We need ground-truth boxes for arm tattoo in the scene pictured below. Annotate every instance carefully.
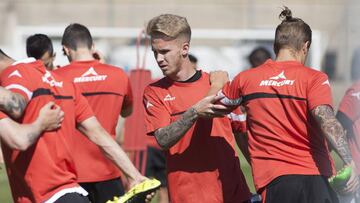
[154,108,198,150]
[0,93,27,119]
[312,105,352,164]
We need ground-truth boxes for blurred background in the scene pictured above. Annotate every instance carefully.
[0,0,359,202]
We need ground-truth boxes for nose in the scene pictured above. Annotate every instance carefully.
[156,54,164,63]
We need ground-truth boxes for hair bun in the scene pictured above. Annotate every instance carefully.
[279,6,292,21]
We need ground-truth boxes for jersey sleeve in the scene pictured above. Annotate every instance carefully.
[73,84,94,123]
[0,111,8,120]
[0,66,33,102]
[307,72,333,110]
[338,86,360,122]
[143,86,171,135]
[219,74,243,106]
[227,107,247,133]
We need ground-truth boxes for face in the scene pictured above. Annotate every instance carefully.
[151,34,189,78]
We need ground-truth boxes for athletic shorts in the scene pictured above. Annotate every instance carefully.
[80,177,125,203]
[145,146,167,187]
[262,175,339,203]
[54,193,90,203]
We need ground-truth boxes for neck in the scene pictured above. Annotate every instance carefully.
[275,49,305,64]
[169,59,196,81]
[69,48,94,62]
[0,57,15,73]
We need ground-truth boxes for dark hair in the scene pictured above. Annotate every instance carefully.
[188,54,198,64]
[274,7,312,55]
[26,34,54,59]
[62,23,93,50]
[248,47,271,67]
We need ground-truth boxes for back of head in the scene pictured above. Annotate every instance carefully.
[146,14,191,42]
[248,47,272,67]
[62,23,93,50]
[274,7,312,55]
[26,34,54,59]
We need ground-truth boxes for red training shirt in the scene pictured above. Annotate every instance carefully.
[54,60,132,182]
[220,59,335,192]
[143,71,250,203]
[0,59,94,203]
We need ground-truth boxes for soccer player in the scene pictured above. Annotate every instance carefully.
[248,47,272,68]
[54,23,132,203]
[26,34,57,70]
[337,80,360,202]
[0,50,151,203]
[218,7,359,203]
[143,14,251,203]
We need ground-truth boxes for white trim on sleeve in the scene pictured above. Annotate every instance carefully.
[5,84,33,100]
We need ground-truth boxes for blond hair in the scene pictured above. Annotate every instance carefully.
[146,14,191,42]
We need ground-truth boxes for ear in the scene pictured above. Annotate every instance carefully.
[91,44,95,52]
[302,41,310,54]
[181,42,190,57]
[62,46,71,56]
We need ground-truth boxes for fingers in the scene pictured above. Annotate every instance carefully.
[44,101,55,109]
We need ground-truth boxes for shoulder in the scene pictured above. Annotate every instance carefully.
[144,78,169,95]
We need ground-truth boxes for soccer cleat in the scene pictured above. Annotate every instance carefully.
[328,166,352,190]
[106,178,161,203]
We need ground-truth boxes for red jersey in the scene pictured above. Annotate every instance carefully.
[221,59,335,191]
[0,59,94,203]
[143,71,250,203]
[54,60,132,182]
[0,111,7,119]
[338,80,360,173]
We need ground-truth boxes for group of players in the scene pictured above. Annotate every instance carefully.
[0,5,359,203]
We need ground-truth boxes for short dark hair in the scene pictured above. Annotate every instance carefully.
[274,7,312,55]
[188,54,198,64]
[248,47,271,67]
[26,34,54,59]
[62,23,93,50]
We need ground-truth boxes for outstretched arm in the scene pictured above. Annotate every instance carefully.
[0,102,64,151]
[0,87,27,119]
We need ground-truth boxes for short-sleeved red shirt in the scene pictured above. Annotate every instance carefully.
[0,111,8,119]
[221,59,335,191]
[0,59,94,203]
[338,80,360,173]
[55,60,132,182]
[143,71,250,203]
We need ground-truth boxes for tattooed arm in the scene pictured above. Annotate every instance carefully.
[0,102,63,151]
[0,87,27,119]
[154,94,228,150]
[312,105,352,164]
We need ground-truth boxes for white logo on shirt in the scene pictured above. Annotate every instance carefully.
[74,67,108,83]
[259,70,295,87]
[42,71,63,87]
[8,70,22,78]
[163,94,176,101]
[351,92,360,100]
[146,100,153,108]
[322,79,330,86]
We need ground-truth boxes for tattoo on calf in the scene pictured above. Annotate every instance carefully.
[312,105,352,164]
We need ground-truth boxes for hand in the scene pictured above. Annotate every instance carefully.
[338,161,360,195]
[92,50,106,63]
[192,95,232,118]
[37,102,64,131]
[129,175,156,202]
[209,70,229,88]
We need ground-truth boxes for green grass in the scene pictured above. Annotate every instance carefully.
[0,164,11,203]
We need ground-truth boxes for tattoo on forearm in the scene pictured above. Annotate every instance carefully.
[312,105,352,164]
[0,93,26,119]
[154,108,198,149]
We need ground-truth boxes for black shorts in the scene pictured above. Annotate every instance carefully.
[263,175,339,203]
[80,178,125,203]
[54,193,90,203]
[145,146,167,187]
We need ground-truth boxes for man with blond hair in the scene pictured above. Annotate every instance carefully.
[143,14,251,203]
